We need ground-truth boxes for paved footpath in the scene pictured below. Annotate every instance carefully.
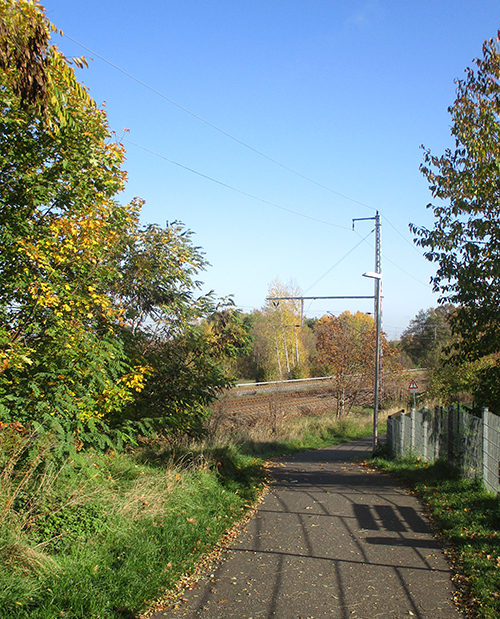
[151,437,462,619]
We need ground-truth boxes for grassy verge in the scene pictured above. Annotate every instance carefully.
[0,408,387,619]
[372,454,500,619]
[237,404,386,459]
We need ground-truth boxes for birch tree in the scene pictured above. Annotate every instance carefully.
[260,279,308,380]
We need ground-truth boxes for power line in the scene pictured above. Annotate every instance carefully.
[382,254,432,288]
[128,133,431,289]
[382,214,424,256]
[63,33,427,263]
[353,229,432,288]
[303,229,374,294]
[125,139,352,231]
[128,136,431,287]
[63,33,377,213]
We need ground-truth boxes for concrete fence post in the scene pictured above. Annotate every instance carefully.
[422,408,429,461]
[482,407,489,490]
[447,406,454,466]
[434,406,441,461]
[400,413,405,457]
[410,408,416,452]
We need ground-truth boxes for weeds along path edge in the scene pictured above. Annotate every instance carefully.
[140,478,272,618]
[139,410,388,617]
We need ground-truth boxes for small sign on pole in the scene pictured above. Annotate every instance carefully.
[409,380,418,408]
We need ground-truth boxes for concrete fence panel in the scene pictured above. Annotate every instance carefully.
[387,406,500,495]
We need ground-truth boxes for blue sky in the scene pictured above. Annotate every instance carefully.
[43,1,500,338]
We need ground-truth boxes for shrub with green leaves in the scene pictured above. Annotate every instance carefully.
[0,2,251,445]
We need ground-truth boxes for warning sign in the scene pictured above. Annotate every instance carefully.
[408,380,419,392]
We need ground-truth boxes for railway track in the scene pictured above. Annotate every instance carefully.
[218,391,333,417]
[208,370,426,432]
[210,383,362,431]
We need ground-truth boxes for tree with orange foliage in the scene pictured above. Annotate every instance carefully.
[315,311,393,416]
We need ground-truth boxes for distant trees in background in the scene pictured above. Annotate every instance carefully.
[314,311,395,416]
[260,279,310,380]
[235,290,400,415]
[234,279,313,382]
[399,306,454,369]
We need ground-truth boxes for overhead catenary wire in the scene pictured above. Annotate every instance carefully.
[63,33,377,213]
[125,136,433,292]
[128,134,432,292]
[382,214,424,256]
[303,229,374,294]
[127,135,434,290]
[124,139,352,231]
[383,253,432,288]
[353,229,432,288]
[62,31,434,284]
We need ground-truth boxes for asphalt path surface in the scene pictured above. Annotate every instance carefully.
[151,437,461,619]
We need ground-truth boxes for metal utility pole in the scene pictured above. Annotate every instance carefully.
[355,211,382,455]
[373,212,382,453]
[268,213,383,455]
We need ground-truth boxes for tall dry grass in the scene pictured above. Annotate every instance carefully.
[0,424,60,576]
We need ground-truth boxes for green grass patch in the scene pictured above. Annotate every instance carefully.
[0,408,386,618]
[0,433,266,619]
[234,406,385,460]
[372,455,500,618]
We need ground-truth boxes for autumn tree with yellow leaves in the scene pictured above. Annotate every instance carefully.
[252,279,310,381]
[0,1,250,447]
